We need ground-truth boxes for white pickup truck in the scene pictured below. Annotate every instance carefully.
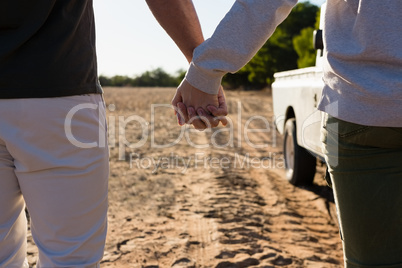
[272,4,326,186]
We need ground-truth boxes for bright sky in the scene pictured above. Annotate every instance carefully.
[93,0,325,77]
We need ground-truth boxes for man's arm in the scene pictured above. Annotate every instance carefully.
[146,0,227,129]
[145,0,203,63]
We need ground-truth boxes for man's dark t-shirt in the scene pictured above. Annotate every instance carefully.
[0,0,102,98]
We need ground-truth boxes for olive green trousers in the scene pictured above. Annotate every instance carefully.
[321,114,402,268]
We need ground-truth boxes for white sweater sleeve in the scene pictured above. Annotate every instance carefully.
[185,0,298,94]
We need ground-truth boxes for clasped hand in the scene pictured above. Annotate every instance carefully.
[171,79,228,130]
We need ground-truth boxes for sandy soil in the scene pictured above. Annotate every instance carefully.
[27,87,343,267]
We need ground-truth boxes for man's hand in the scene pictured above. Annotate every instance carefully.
[171,79,228,130]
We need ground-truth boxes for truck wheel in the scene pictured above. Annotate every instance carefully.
[283,118,316,186]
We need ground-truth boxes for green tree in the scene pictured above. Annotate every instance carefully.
[135,68,178,87]
[292,6,322,68]
[293,27,316,68]
[110,75,135,87]
[99,68,183,87]
[315,9,321,29]
[223,2,319,88]
[99,75,112,86]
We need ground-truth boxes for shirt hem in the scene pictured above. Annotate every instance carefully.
[0,84,103,99]
[317,86,402,127]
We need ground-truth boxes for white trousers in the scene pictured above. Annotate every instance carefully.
[0,94,109,268]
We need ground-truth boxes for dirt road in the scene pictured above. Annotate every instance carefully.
[27,87,343,267]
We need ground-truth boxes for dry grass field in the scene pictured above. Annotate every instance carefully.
[27,87,343,267]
